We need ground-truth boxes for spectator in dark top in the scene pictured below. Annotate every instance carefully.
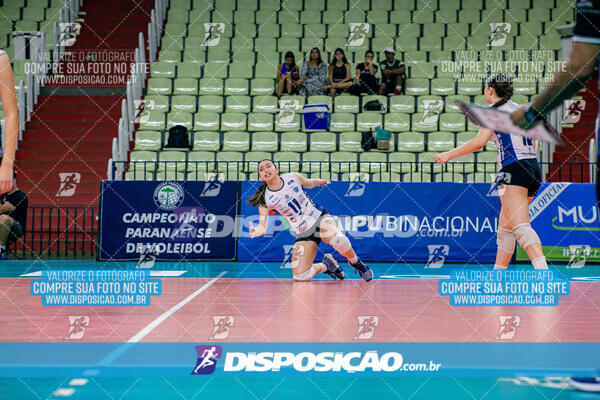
[297,47,328,98]
[378,47,406,95]
[322,48,353,104]
[276,51,300,99]
[351,49,379,95]
[0,171,27,258]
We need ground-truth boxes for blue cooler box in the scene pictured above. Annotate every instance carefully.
[303,104,330,131]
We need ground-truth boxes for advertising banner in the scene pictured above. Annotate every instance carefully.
[98,180,238,261]
[517,183,600,263]
[238,181,502,263]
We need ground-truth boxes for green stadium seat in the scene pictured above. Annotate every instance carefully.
[134,131,162,151]
[130,151,158,171]
[410,63,435,79]
[446,23,469,37]
[445,95,469,112]
[193,131,220,151]
[251,78,275,96]
[428,131,454,151]
[151,61,176,78]
[221,113,247,131]
[282,23,302,38]
[281,132,307,152]
[405,78,430,95]
[143,95,170,113]
[458,9,480,23]
[138,111,165,131]
[515,35,539,50]
[448,153,475,173]
[244,151,272,172]
[309,132,336,152]
[388,151,417,173]
[331,152,358,173]
[375,24,398,38]
[465,172,489,183]
[234,9,256,23]
[330,113,356,132]
[193,112,220,131]
[251,131,278,151]
[439,113,466,132]
[308,95,332,109]
[476,151,498,173]
[125,170,155,180]
[199,78,224,94]
[173,78,198,95]
[372,0,393,10]
[431,78,456,95]
[181,50,203,65]
[248,113,274,131]
[166,111,193,130]
[147,78,172,95]
[435,9,457,23]
[203,62,228,79]
[305,0,325,10]
[366,10,389,24]
[371,172,403,182]
[302,152,330,173]
[361,95,387,113]
[225,95,251,113]
[253,95,279,113]
[420,36,442,52]
[360,152,387,173]
[278,9,300,24]
[389,10,411,23]
[457,80,483,95]
[278,37,301,52]
[339,132,362,152]
[384,113,411,132]
[233,50,256,65]
[224,78,249,95]
[404,172,432,182]
[198,95,223,113]
[443,36,466,51]
[390,96,415,113]
[540,34,561,50]
[228,63,253,79]
[397,132,425,152]
[304,24,326,38]
[253,62,274,79]
[528,8,550,22]
[418,152,444,173]
[171,95,196,113]
[222,131,250,151]
[514,79,537,95]
[344,9,365,23]
[323,10,344,25]
[177,63,201,79]
[157,151,187,173]
[216,151,244,173]
[274,152,301,172]
[334,95,359,113]
[275,114,301,131]
[357,113,382,131]
[235,23,258,38]
[187,151,215,172]
[412,113,439,132]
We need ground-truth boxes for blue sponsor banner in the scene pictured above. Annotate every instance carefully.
[99,181,238,261]
[517,183,600,262]
[0,343,598,377]
[238,182,501,263]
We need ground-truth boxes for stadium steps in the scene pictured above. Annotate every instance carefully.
[17,96,122,207]
[547,77,598,183]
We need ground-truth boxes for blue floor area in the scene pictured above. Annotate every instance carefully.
[0,259,598,281]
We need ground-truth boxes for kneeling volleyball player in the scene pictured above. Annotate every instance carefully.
[247,159,373,281]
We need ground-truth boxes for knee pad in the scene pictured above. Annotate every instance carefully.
[293,264,321,281]
[330,231,352,254]
[512,223,541,249]
[497,227,515,254]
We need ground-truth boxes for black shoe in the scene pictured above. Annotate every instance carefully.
[322,253,345,280]
[349,258,373,281]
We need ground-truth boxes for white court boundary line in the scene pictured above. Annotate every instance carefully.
[97,271,226,366]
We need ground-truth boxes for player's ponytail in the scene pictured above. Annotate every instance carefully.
[248,182,267,207]
[486,73,513,108]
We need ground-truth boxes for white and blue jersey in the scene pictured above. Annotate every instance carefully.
[265,173,323,235]
[490,100,537,169]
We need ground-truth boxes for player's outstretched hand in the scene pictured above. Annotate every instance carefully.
[510,106,531,129]
[434,152,451,165]
[316,179,330,187]
[249,222,266,238]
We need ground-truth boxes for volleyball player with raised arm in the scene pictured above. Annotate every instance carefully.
[247,159,373,282]
[435,74,548,271]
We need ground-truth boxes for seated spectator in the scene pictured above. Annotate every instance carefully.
[378,47,406,95]
[297,47,328,98]
[276,51,300,99]
[351,50,379,96]
[0,171,27,258]
[322,48,353,104]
